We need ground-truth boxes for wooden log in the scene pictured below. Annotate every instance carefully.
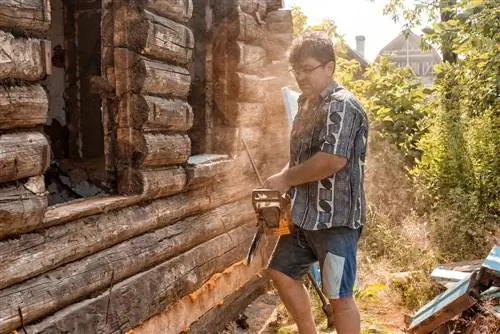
[266,10,293,34]
[0,132,50,183]
[0,0,51,33]
[118,166,186,199]
[266,0,284,11]
[24,222,255,334]
[185,154,232,190]
[0,31,50,81]
[0,176,46,240]
[189,275,269,333]
[117,129,191,168]
[235,10,264,44]
[114,48,191,98]
[264,32,292,61]
[117,95,193,132]
[0,173,258,290]
[238,0,267,19]
[0,85,48,129]
[0,200,254,333]
[134,0,193,23]
[236,42,267,73]
[235,72,270,102]
[132,241,276,334]
[214,41,266,75]
[228,101,267,127]
[114,7,193,64]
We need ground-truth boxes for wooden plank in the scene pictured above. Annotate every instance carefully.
[24,223,255,334]
[227,101,267,127]
[118,166,187,199]
[0,85,48,129]
[117,95,193,132]
[117,129,191,168]
[135,0,193,23]
[132,240,276,334]
[114,7,193,64]
[0,173,258,290]
[0,176,46,240]
[409,276,478,333]
[266,10,293,34]
[189,275,269,333]
[0,0,51,33]
[0,31,50,81]
[114,48,191,98]
[0,201,254,333]
[0,132,50,183]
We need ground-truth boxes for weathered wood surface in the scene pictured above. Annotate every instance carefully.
[0,173,258,290]
[117,129,191,168]
[266,0,284,11]
[0,176,46,240]
[185,154,232,190]
[189,275,269,333]
[235,72,270,102]
[264,32,292,61]
[266,10,293,34]
[239,0,267,18]
[0,0,51,32]
[227,101,267,127]
[114,7,193,64]
[118,167,186,199]
[0,132,50,183]
[214,73,269,108]
[214,41,266,75]
[235,10,264,44]
[236,42,267,73]
[114,48,191,98]
[132,240,276,334]
[0,85,48,129]
[0,31,50,81]
[0,200,254,333]
[118,95,193,132]
[134,0,193,23]
[24,222,255,334]
[43,196,142,229]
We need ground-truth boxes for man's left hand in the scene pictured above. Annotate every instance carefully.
[263,172,290,194]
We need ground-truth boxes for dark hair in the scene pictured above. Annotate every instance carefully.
[288,30,336,68]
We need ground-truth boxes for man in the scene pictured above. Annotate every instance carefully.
[264,31,368,334]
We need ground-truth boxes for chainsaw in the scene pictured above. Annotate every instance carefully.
[246,189,293,264]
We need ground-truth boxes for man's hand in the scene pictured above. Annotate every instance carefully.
[263,171,290,194]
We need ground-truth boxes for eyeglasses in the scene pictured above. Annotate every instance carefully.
[289,63,327,76]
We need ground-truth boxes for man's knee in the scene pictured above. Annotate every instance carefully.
[329,297,358,313]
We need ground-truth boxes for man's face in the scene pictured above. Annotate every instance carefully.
[291,57,335,99]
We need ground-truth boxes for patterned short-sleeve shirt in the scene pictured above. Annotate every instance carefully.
[289,81,368,230]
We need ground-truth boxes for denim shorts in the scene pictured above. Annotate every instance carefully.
[268,225,362,299]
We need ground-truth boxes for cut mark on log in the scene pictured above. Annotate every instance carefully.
[18,307,28,334]
[105,269,115,324]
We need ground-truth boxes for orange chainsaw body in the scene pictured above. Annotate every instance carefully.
[252,189,293,236]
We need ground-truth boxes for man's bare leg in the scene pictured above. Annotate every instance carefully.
[329,297,360,334]
[269,269,317,334]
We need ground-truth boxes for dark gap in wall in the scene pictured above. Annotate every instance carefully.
[44,0,107,205]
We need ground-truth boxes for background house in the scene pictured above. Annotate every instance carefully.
[378,31,441,86]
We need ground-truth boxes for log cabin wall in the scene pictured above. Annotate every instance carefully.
[0,0,294,333]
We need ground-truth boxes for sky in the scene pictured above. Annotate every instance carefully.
[282,0,425,62]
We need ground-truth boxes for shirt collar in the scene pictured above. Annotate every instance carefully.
[298,80,339,106]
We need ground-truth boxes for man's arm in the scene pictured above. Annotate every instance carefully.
[264,153,346,193]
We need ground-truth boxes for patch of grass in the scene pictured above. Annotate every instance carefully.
[391,271,441,311]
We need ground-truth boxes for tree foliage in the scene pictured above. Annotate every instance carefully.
[291,1,499,259]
